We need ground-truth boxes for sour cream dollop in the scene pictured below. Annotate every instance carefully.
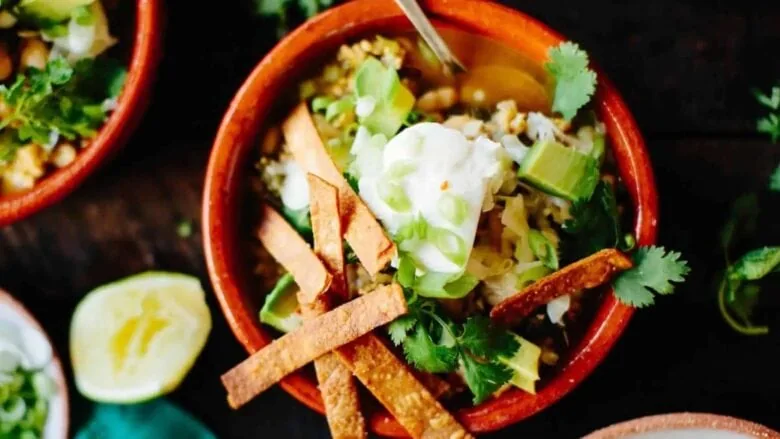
[358,123,503,274]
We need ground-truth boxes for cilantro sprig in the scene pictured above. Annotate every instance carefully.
[753,85,780,142]
[718,247,779,336]
[254,0,336,37]
[717,195,777,335]
[612,246,690,308]
[545,42,597,121]
[770,164,780,192]
[0,57,126,161]
[388,296,519,404]
[562,181,628,262]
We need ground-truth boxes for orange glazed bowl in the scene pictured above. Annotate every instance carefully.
[203,0,658,435]
[0,0,162,226]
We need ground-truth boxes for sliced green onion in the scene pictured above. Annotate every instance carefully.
[311,96,334,113]
[396,255,416,288]
[414,272,479,299]
[443,272,480,298]
[528,230,559,270]
[31,372,55,400]
[516,263,552,290]
[377,180,412,212]
[384,160,417,180]
[325,97,355,122]
[430,227,468,267]
[0,396,26,423]
[437,193,469,226]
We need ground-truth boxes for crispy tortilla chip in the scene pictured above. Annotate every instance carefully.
[282,103,395,276]
[490,249,633,326]
[308,174,349,300]
[305,173,367,439]
[222,284,407,409]
[256,204,331,300]
[413,371,453,400]
[336,335,471,439]
[311,350,366,438]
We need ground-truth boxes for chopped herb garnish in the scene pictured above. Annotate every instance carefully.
[545,42,597,120]
[770,164,780,192]
[253,0,337,37]
[562,180,621,261]
[753,85,780,142]
[718,247,779,336]
[0,57,126,160]
[388,298,518,404]
[612,246,690,307]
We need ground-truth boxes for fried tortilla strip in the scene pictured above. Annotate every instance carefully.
[490,248,633,326]
[305,174,366,439]
[255,203,331,300]
[413,371,452,400]
[308,174,348,300]
[282,103,395,276]
[222,284,407,409]
[336,335,471,439]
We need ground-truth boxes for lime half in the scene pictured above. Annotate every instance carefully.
[70,272,211,403]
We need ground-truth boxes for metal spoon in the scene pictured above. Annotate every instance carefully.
[393,0,467,75]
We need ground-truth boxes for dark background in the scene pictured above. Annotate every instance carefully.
[1,0,779,438]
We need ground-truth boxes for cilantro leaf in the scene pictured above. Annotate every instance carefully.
[718,247,779,336]
[387,314,416,345]
[770,164,780,192]
[0,58,126,156]
[545,42,597,120]
[388,298,521,402]
[729,247,780,281]
[460,316,519,359]
[254,0,337,37]
[754,85,780,142]
[562,181,621,261]
[613,246,690,307]
[753,86,780,110]
[460,354,513,404]
[402,326,459,373]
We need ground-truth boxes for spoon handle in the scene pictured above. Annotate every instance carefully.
[393,0,466,74]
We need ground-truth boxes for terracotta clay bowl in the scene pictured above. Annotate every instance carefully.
[0,289,69,439]
[584,413,780,439]
[203,0,658,435]
[0,0,162,226]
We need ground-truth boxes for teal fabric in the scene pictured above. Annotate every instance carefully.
[75,399,217,439]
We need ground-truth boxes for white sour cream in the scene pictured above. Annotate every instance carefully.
[358,123,502,273]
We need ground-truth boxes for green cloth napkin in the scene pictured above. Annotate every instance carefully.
[75,399,217,439]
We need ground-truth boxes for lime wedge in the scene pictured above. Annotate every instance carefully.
[70,272,211,403]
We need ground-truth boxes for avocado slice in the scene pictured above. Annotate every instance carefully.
[354,57,415,138]
[498,334,542,394]
[17,0,94,23]
[259,273,302,333]
[518,139,599,203]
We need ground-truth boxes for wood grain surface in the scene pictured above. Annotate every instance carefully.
[0,1,778,438]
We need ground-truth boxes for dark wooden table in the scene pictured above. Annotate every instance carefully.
[1,1,779,438]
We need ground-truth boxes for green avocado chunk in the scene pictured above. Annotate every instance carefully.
[518,139,599,202]
[18,0,94,23]
[259,273,302,333]
[498,334,542,394]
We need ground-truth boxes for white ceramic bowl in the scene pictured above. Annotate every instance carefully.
[0,290,68,439]
[584,413,780,439]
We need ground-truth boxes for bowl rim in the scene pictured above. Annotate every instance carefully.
[203,0,658,435]
[583,412,780,438]
[0,289,69,439]
[0,0,163,227]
